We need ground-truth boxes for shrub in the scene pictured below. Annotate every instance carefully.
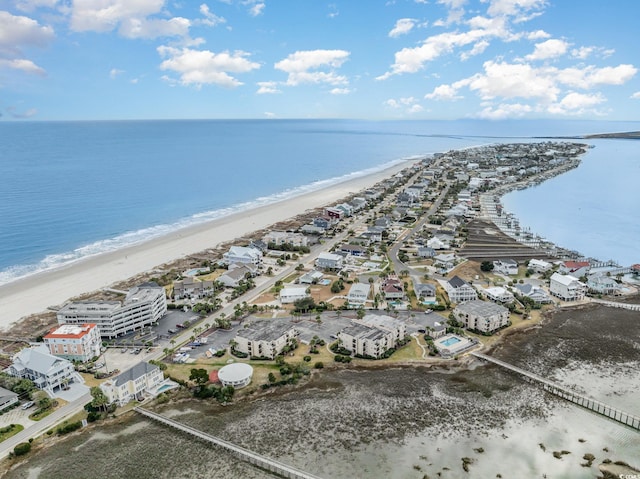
[13,442,31,456]
[57,421,82,435]
[303,356,311,362]
[314,362,324,369]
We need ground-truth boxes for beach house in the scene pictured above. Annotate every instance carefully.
[549,273,586,301]
[347,283,370,306]
[6,345,80,393]
[382,277,404,300]
[100,361,164,407]
[493,259,519,276]
[514,283,552,304]
[444,276,478,303]
[483,286,514,304]
[173,276,214,300]
[279,286,310,304]
[0,387,18,411]
[528,259,552,273]
[315,252,343,271]
[222,245,263,266]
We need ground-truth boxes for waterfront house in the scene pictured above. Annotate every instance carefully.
[100,361,164,407]
[0,387,18,411]
[279,286,310,304]
[434,253,456,271]
[549,273,586,301]
[493,259,519,276]
[528,259,552,273]
[417,246,436,258]
[454,300,510,334]
[312,216,333,230]
[6,345,80,394]
[57,282,167,338]
[514,283,553,304]
[218,265,254,288]
[263,231,308,248]
[586,275,622,295]
[414,282,436,303]
[222,245,263,266]
[347,283,370,306]
[173,276,214,300]
[299,270,324,284]
[483,287,514,304]
[427,236,450,250]
[340,244,368,257]
[233,320,298,359]
[43,323,102,363]
[382,278,404,300]
[444,276,478,303]
[324,207,343,220]
[559,261,590,278]
[315,252,343,271]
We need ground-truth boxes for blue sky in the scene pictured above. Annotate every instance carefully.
[1,0,639,120]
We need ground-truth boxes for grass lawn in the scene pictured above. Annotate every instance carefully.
[0,424,24,442]
[29,398,68,422]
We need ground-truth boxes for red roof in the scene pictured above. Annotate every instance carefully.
[563,261,589,271]
[209,370,219,383]
[43,323,97,340]
[632,264,640,271]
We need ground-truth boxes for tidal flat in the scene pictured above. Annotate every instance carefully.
[4,303,640,479]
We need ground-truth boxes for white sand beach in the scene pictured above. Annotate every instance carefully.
[0,161,415,332]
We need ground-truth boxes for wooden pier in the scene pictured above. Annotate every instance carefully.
[471,352,640,431]
[135,407,324,479]
[590,298,640,311]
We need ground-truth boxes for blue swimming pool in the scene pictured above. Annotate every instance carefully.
[440,336,461,347]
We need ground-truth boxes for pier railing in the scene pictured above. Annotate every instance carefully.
[471,352,640,431]
[135,407,324,479]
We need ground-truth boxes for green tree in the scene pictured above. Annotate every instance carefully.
[189,368,209,386]
[90,386,109,412]
[268,372,276,383]
[480,261,494,272]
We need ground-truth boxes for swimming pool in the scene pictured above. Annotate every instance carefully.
[440,336,461,347]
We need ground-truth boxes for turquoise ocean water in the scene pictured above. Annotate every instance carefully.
[0,119,638,284]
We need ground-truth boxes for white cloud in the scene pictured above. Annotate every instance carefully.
[327,4,339,18]
[0,11,55,54]
[460,39,489,60]
[119,17,191,39]
[552,91,605,112]
[526,29,550,40]
[275,50,350,86]
[554,64,638,89]
[6,105,38,118]
[15,0,59,12]
[476,102,532,119]
[157,46,260,87]
[525,38,569,61]
[384,96,422,113]
[70,0,165,33]
[436,0,467,25]
[199,4,226,27]
[264,111,276,118]
[631,92,640,100]
[389,18,416,38]
[330,87,351,95]
[486,0,547,18]
[425,84,463,100]
[0,58,46,76]
[571,46,615,60]
[110,68,124,79]
[466,60,560,102]
[245,1,265,17]
[256,81,280,94]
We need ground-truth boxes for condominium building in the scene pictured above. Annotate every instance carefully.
[43,323,102,363]
[233,320,298,359]
[56,283,167,338]
[454,300,510,334]
[100,361,164,407]
[338,314,406,358]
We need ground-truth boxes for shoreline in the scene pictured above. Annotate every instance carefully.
[0,159,417,333]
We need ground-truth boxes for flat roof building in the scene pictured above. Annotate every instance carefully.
[218,363,253,389]
[56,283,167,338]
[453,300,510,334]
[43,323,102,363]
[234,320,298,359]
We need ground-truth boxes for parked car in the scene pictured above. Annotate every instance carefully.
[22,401,35,410]
[168,328,177,334]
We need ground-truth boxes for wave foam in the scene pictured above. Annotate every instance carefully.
[0,159,410,286]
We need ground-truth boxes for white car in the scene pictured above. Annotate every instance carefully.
[22,401,35,410]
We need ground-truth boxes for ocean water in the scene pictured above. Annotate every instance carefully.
[0,119,638,284]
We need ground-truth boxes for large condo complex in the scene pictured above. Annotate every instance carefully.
[56,283,167,338]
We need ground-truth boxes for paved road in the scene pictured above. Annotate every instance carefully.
[0,392,91,460]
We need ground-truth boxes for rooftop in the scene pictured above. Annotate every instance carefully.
[237,320,296,342]
[45,323,97,339]
[455,300,509,316]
